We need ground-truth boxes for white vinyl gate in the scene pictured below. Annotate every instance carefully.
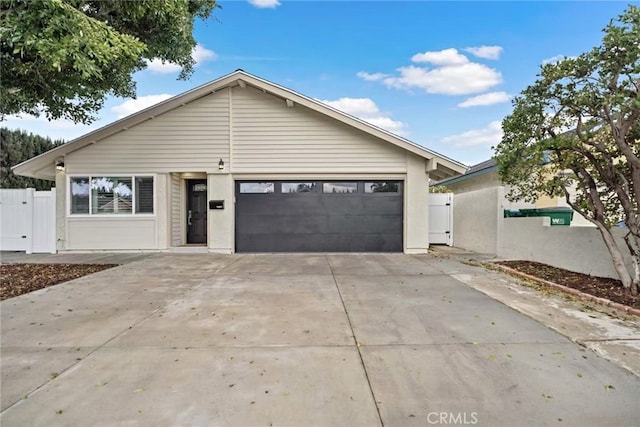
[0,188,56,254]
[429,192,453,246]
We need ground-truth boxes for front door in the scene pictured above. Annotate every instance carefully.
[187,179,207,244]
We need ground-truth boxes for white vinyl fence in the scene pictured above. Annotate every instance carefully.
[0,188,56,254]
[429,193,453,246]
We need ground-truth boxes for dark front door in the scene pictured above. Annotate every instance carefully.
[187,179,207,244]
[235,180,403,252]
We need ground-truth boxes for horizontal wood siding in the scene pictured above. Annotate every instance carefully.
[66,91,230,174]
[170,173,181,246]
[231,87,406,173]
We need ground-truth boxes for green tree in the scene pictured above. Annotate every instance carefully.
[429,185,451,194]
[1,128,64,189]
[494,6,640,294]
[1,0,218,124]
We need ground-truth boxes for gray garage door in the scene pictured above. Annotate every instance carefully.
[235,180,403,252]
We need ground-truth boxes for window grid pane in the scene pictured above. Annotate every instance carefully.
[135,177,154,214]
[70,177,90,214]
[322,182,358,194]
[281,182,316,193]
[91,177,133,214]
[240,182,274,193]
[364,182,400,193]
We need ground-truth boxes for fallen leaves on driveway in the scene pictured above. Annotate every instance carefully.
[0,263,118,300]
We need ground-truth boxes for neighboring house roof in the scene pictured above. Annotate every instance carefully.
[437,158,497,187]
[13,70,466,181]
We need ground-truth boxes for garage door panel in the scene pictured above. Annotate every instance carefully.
[362,197,402,214]
[235,233,401,253]
[237,214,329,235]
[326,215,401,234]
[235,181,403,252]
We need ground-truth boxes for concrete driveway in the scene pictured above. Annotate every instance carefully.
[1,253,639,426]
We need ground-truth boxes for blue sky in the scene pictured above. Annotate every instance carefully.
[3,1,632,165]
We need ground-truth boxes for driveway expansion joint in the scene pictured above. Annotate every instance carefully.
[326,255,385,427]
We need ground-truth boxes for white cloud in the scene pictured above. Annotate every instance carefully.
[145,59,182,74]
[317,97,407,135]
[248,0,281,8]
[193,44,217,63]
[356,71,388,81]
[383,63,502,95]
[457,91,511,108]
[361,47,503,96]
[440,121,503,148]
[145,44,217,74]
[411,48,469,66]
[111,94,174,119]
[464,46,503,60]
[542,54,576,65]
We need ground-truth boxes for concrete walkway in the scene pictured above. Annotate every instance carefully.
[1,253,639,426]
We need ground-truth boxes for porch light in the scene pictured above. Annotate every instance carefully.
[55,159,65,171]
[218,158,224,170]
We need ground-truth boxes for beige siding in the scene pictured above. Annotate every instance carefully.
[170,173,182,246]
[231,87,406,173]
[67,218,156,250]
[66,90,230,174]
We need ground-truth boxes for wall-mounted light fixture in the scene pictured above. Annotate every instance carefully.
[55,159,65,171]
[218,158,224,170]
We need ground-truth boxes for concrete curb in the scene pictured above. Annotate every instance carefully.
[490,263,640,317]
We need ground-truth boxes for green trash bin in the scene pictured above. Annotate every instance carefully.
[518,207,573,226]
[503,209,523,218]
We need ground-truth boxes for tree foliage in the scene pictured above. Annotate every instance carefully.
[1,0,218,123]
[494,6,640,294]
[1,128,64,190]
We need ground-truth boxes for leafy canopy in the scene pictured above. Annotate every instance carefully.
[494,5,640,292]
[495,5,639,229]
[1,0,218,124]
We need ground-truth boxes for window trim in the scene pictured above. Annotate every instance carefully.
[68,174,157,217]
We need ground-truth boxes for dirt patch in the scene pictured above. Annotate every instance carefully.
[495,260,640,310]
[0,264,118,300]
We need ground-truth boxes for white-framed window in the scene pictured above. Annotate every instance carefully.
[69,175,155,215]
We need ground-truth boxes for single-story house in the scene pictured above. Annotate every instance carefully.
[13,70,465,253]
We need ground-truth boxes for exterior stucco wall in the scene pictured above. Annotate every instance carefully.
[498,217,633,279]
[452,186,502,254]
[446,172,500,194]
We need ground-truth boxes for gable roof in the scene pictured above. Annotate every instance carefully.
[437,158,496,186]
[13,70,466,180]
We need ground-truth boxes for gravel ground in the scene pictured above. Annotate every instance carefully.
[0,264,118,300]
